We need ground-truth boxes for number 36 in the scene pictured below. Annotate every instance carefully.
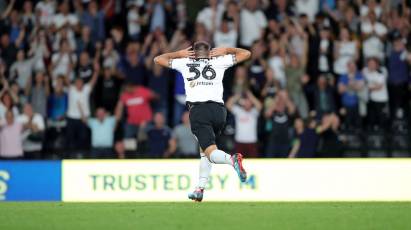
[186,64,216,81]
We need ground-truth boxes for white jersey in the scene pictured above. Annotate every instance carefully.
[171,54,235,104]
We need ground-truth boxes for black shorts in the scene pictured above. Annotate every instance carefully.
[188,101,227,150]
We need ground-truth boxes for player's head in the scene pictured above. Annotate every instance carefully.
[193,41,211,59]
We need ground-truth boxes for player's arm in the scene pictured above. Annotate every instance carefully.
[210,47,251,64]
[153,46,195,68]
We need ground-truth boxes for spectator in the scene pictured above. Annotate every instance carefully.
[146,42,169,119]
[226,91,262,158]
[47,76,67,121]
[285,53,309,119]
[264,91,296,157]
[95,66,122,114]
[295,0,319,22]
[148,0,166,33]
[35,0,56,27]
[84,107,117,159]
[117,42,146,85]
[50,39,77,80]
[76,52,93,83]
[240,0,267,48]
[65,62,99,157]
[172,71,186,126]
[0,34,18,70]
[146,112,173,158]
[21,1,35,33]
[289,118,320,158]
[17,103,45,159]
[196,0,224,33]
[27,29,50,72]
[52,1,78,31]
[363,57,389,130]
[314,75,336,118]
[317,113,343,157]
[101,37,120,70]
[387,33,409,118]
[317,26,334,76]
[0,110,23,159]
[268,39,286,87]
[246,41,267,93]
[76,26,95,57]
[232,66,249,95]
[25,71,50,118]
[116,83,156,139]
[333,26,358,75]
[169,111,198,158]
[0,90,19,119]
[127,2,143,40]
[9,49,33,89]
[261,68,280,109]
[214,19,238,48]
[79,0,112,43]
[361,11,387,62]
[338,60,365,130]
[222,0,239,31]
[360,0,382,19]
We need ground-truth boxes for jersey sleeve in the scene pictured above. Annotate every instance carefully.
[214,54,236,69]
[170,58,188,73]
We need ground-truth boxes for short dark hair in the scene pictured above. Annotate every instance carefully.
[193,41,210,57]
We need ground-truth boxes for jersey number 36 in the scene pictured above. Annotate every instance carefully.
[186,64,216,81]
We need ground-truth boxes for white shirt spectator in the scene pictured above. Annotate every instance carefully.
[52,29,76,52]
[35,1,56,26]
[9,59,34,89]
[295,0,319,22]
[0,105,19,120]
[361,21,387,60]
[268,55,286,87]
[334,41,357,75]
[319,39,330,72]
[51,52,77,79]
[196,4,225,32]
[240,8,267,47]
[67,84,92,119]
[53,13,79,29]
[231,105,259,143]
[363,67,388,102]
[360,4,382,18]
[127,6,141,37]
[17,113,45,152]
[214,29,237,48]
[0,120,23,158]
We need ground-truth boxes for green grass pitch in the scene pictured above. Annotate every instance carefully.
[1,202,410,230]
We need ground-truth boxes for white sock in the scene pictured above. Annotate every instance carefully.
[198,153,212,189]
[209,149,233,165]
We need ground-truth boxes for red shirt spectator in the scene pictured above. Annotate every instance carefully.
[119,85,154,125]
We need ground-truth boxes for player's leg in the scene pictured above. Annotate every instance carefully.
[207,103,247,182]
[203,144,232,165]
[198,152,212,188]
[188,151,211,202]
[204,144,247,183]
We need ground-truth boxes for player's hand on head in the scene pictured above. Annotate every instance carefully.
[178,46,195,58]
[210,47,227,58]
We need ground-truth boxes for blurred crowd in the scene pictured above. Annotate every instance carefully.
[0,0,410,159]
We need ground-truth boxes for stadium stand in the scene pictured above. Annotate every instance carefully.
[0,0,410,159]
